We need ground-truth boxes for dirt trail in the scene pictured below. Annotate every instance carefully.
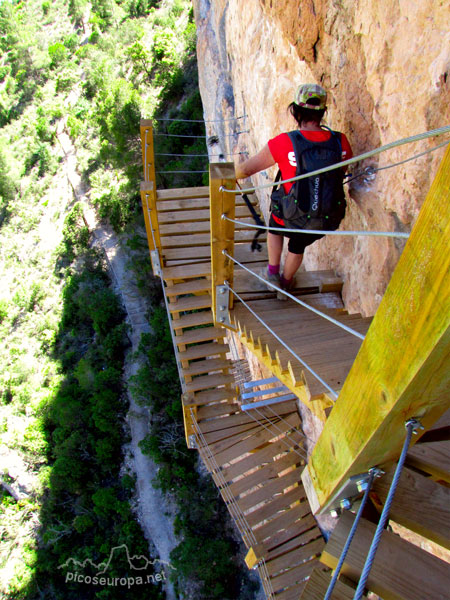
[57,127,178,600]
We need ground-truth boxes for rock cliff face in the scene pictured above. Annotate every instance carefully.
[193,0,450,315]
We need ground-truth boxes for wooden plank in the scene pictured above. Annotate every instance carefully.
[162,261,211,281]
[140,121,156,182]
[371,464,450,549]
[238,467,303,512]
[161,216,254,234]
[185,373,235,393]
[270,558,320,594]
[168,295,212,313]
[264,514,318,554]
[219,438,297,483]
[171,310,213,330]
[246,486,307,529]
[198,402,298,433]
[210,163,236,322]
[253,502,312,544]
[165,278,210,296]
[406,441,450,483]
[197,401,240,420]
[163,245,211,261]
[156,196,257,212]
[156,186,210,200]
[265,525,323,563]
[174,326,225,345]
[298,569,355,600]
[266,538,325,577]
[202,420,262,446]
[182,358,230,377]
[192,387,237,405]
[305,146,450,512]
[321,512,450,600]
[229,450,303,497]
[160,233,211,248]
[179,341,228,361]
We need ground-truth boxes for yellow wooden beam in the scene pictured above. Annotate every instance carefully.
[181,393,197,449]
[140,119,156,183]
[303,145,450,512]
[140,181,161,258]
[209,163,236,323]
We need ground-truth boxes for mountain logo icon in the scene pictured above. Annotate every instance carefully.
[58,544,176,576]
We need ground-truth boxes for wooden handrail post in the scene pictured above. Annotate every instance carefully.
[140,182,161,274]
[302,145,450,514]
[209,163,236,326]
[140,119,156,183]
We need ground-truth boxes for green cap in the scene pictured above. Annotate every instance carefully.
[295,84,327,110]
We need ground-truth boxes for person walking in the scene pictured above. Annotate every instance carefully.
[235,84,352,298]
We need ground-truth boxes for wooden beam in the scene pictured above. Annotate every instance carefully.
[321,512,450,600]
[140,181,161,256]
[140,119,156,183]
[304,145,450,512]
[209,162,236,323]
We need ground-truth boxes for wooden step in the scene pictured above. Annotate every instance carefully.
[264,520,322,562]
[371,464,450,550]
[174,326,225,345]
[321,512,450,600]
[237,466,303,512]
[168,295,212,313]
[182,358,230,377]
[162,261,211,281]
[196,401,240,421]
[171,310,213,330]
[163,245,211,262]
[246,486,307,529]
[192,387,237,405]
[185,373,236,393]
[165,279,210,297]
[265,537,324,578]
[299,569,355,600]
[179,341,229,361]
[156,186,210,201]
[270,558,320,595]
[406,440,450,483]
[158,206,254,224]
[161,230,261,249]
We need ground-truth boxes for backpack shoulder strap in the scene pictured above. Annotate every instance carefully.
[287,130,311,175]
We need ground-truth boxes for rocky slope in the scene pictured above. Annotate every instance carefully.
[193,0,450,315]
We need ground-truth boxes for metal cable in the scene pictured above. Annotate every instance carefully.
[266,405,315,447]
[157,170,209,174]
[155,152,247,157]
[353,419,421,600]
[227,284,338,400]
[223,125,450,194]
[346,138,450,183]
[324,469,376,600]
[222,214,410,239]
[223,252,365,341]
[153,115,246,123]
[155,131,249,138]
[145,199,186,391]
[244,406,308,462]
[190,409,258,546]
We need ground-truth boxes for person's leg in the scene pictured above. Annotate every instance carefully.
[282,251,303,280]
[268,232,283,270]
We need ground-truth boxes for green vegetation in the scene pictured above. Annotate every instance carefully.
[0,0,254,598]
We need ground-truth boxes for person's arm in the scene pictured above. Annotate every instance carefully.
[235,144,275,179]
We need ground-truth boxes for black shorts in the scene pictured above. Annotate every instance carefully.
[269,214,324,255]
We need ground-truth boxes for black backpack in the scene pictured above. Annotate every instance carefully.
[270,128,346,231]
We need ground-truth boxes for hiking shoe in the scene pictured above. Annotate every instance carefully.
[261,268,280,292]
[277,276,294,301]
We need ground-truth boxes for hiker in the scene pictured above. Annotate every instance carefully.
[235,84,352,298]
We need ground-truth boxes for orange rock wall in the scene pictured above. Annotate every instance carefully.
[193,0,450,316]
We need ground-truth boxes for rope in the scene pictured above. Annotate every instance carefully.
[324,469,377,600]
[222,125,450,194]
[222,214,410,239]
[153,115,246,123]
[353,419,421,600]
[345,139,450,184]
[227,284,339,400]
[223,252,365,341]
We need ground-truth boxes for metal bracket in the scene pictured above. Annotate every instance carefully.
[320,469,384,515]
[150,250,161,277]
[188,435,197,450]
[215,284,231,327]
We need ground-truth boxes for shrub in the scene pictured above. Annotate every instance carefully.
[42,1,51,15]
[48,42,68,69]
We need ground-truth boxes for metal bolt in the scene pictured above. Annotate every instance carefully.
[356,480,368,493]
[406,418,424,434]
[340,498,352,511]
[219,317,225,323]
[220,306,226,311]
[220,287,226,294]
[330,509,340,518]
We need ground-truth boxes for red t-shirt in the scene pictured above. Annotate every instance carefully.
[267,129,352,225]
